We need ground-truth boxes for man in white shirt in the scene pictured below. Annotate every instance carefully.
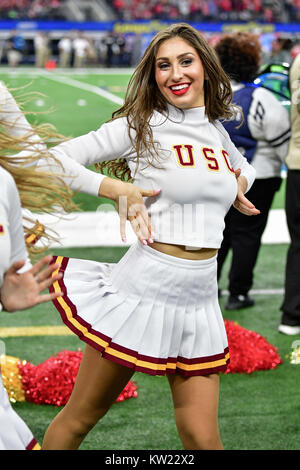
[72,32,89,68]
[58,35,72,68]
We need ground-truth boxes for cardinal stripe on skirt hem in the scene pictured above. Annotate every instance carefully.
[26,438,41,450]
[49,256,230,375]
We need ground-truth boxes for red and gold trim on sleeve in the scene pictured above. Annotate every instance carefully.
[49,256,230,376]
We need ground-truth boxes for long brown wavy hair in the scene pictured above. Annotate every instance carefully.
[0,93,78,257]
[97,22,234,181]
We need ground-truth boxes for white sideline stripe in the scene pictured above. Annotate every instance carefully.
[33,210,137,248]
[261,209,289,244]
[251,289,284,295]
[32,208,289,248]
[221,289,284,295]
[40,72,124,106]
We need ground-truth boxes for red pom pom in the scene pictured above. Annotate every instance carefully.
[18,350,138,406]
[224,320,282,374]
[115,381,138,402]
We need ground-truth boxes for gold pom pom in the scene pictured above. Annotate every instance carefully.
[1,355,26,402]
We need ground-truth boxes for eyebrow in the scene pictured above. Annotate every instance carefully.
[156,52,195,61]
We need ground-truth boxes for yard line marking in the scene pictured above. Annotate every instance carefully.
[0,326,73,337]
[40,72,124,106]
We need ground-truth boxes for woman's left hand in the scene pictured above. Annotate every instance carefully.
[233,169,260,216]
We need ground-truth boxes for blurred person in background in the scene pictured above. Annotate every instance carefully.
[34,31,51,68]
[129,33,142,66]
[269,36,292,65]
[101,31,116,68]
[215,32,290,310]
[73,31,89,68]
[5,29,25,67]
[279,52,300,335]
[115,33,126,67]
[86,37,98,67]
[58,34,72,68]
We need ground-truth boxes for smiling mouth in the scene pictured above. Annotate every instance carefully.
[169,83,191,96]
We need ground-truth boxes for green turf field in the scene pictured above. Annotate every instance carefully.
[0,69,298,451]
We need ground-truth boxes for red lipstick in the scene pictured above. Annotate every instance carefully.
[169,83,191,95]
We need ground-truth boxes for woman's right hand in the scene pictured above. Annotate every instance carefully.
[99,177,161,245]
[0,256,63,312]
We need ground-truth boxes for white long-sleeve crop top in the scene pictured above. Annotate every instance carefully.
[0,81,46,160]
[40,104,256,248]
[0,167,31,291]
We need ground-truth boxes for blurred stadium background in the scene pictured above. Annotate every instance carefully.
[0,0,299,451]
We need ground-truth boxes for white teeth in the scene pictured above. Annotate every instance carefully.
[170,84,189,91]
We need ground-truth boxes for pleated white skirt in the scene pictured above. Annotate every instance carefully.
[0,375,39,450]
[50,242,229,376]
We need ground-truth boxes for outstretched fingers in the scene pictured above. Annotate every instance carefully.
[118,187,160,245]
[30,255,54,278]
[34,259,60,283]
[133,188,160,244]
[4,259,26,275]
[34,290,64,305]
[117,195,128,243]
[30,255,64,298]
[37,271,63,294]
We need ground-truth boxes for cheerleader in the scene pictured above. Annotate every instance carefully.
[0,165,64,450]
[41,23,258,450]
[0,82,77,450]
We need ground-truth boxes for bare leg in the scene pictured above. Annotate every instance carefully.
[42,345,134,449]
[167,373,223,450]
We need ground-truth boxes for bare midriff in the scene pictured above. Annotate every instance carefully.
[150,241,218,260]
